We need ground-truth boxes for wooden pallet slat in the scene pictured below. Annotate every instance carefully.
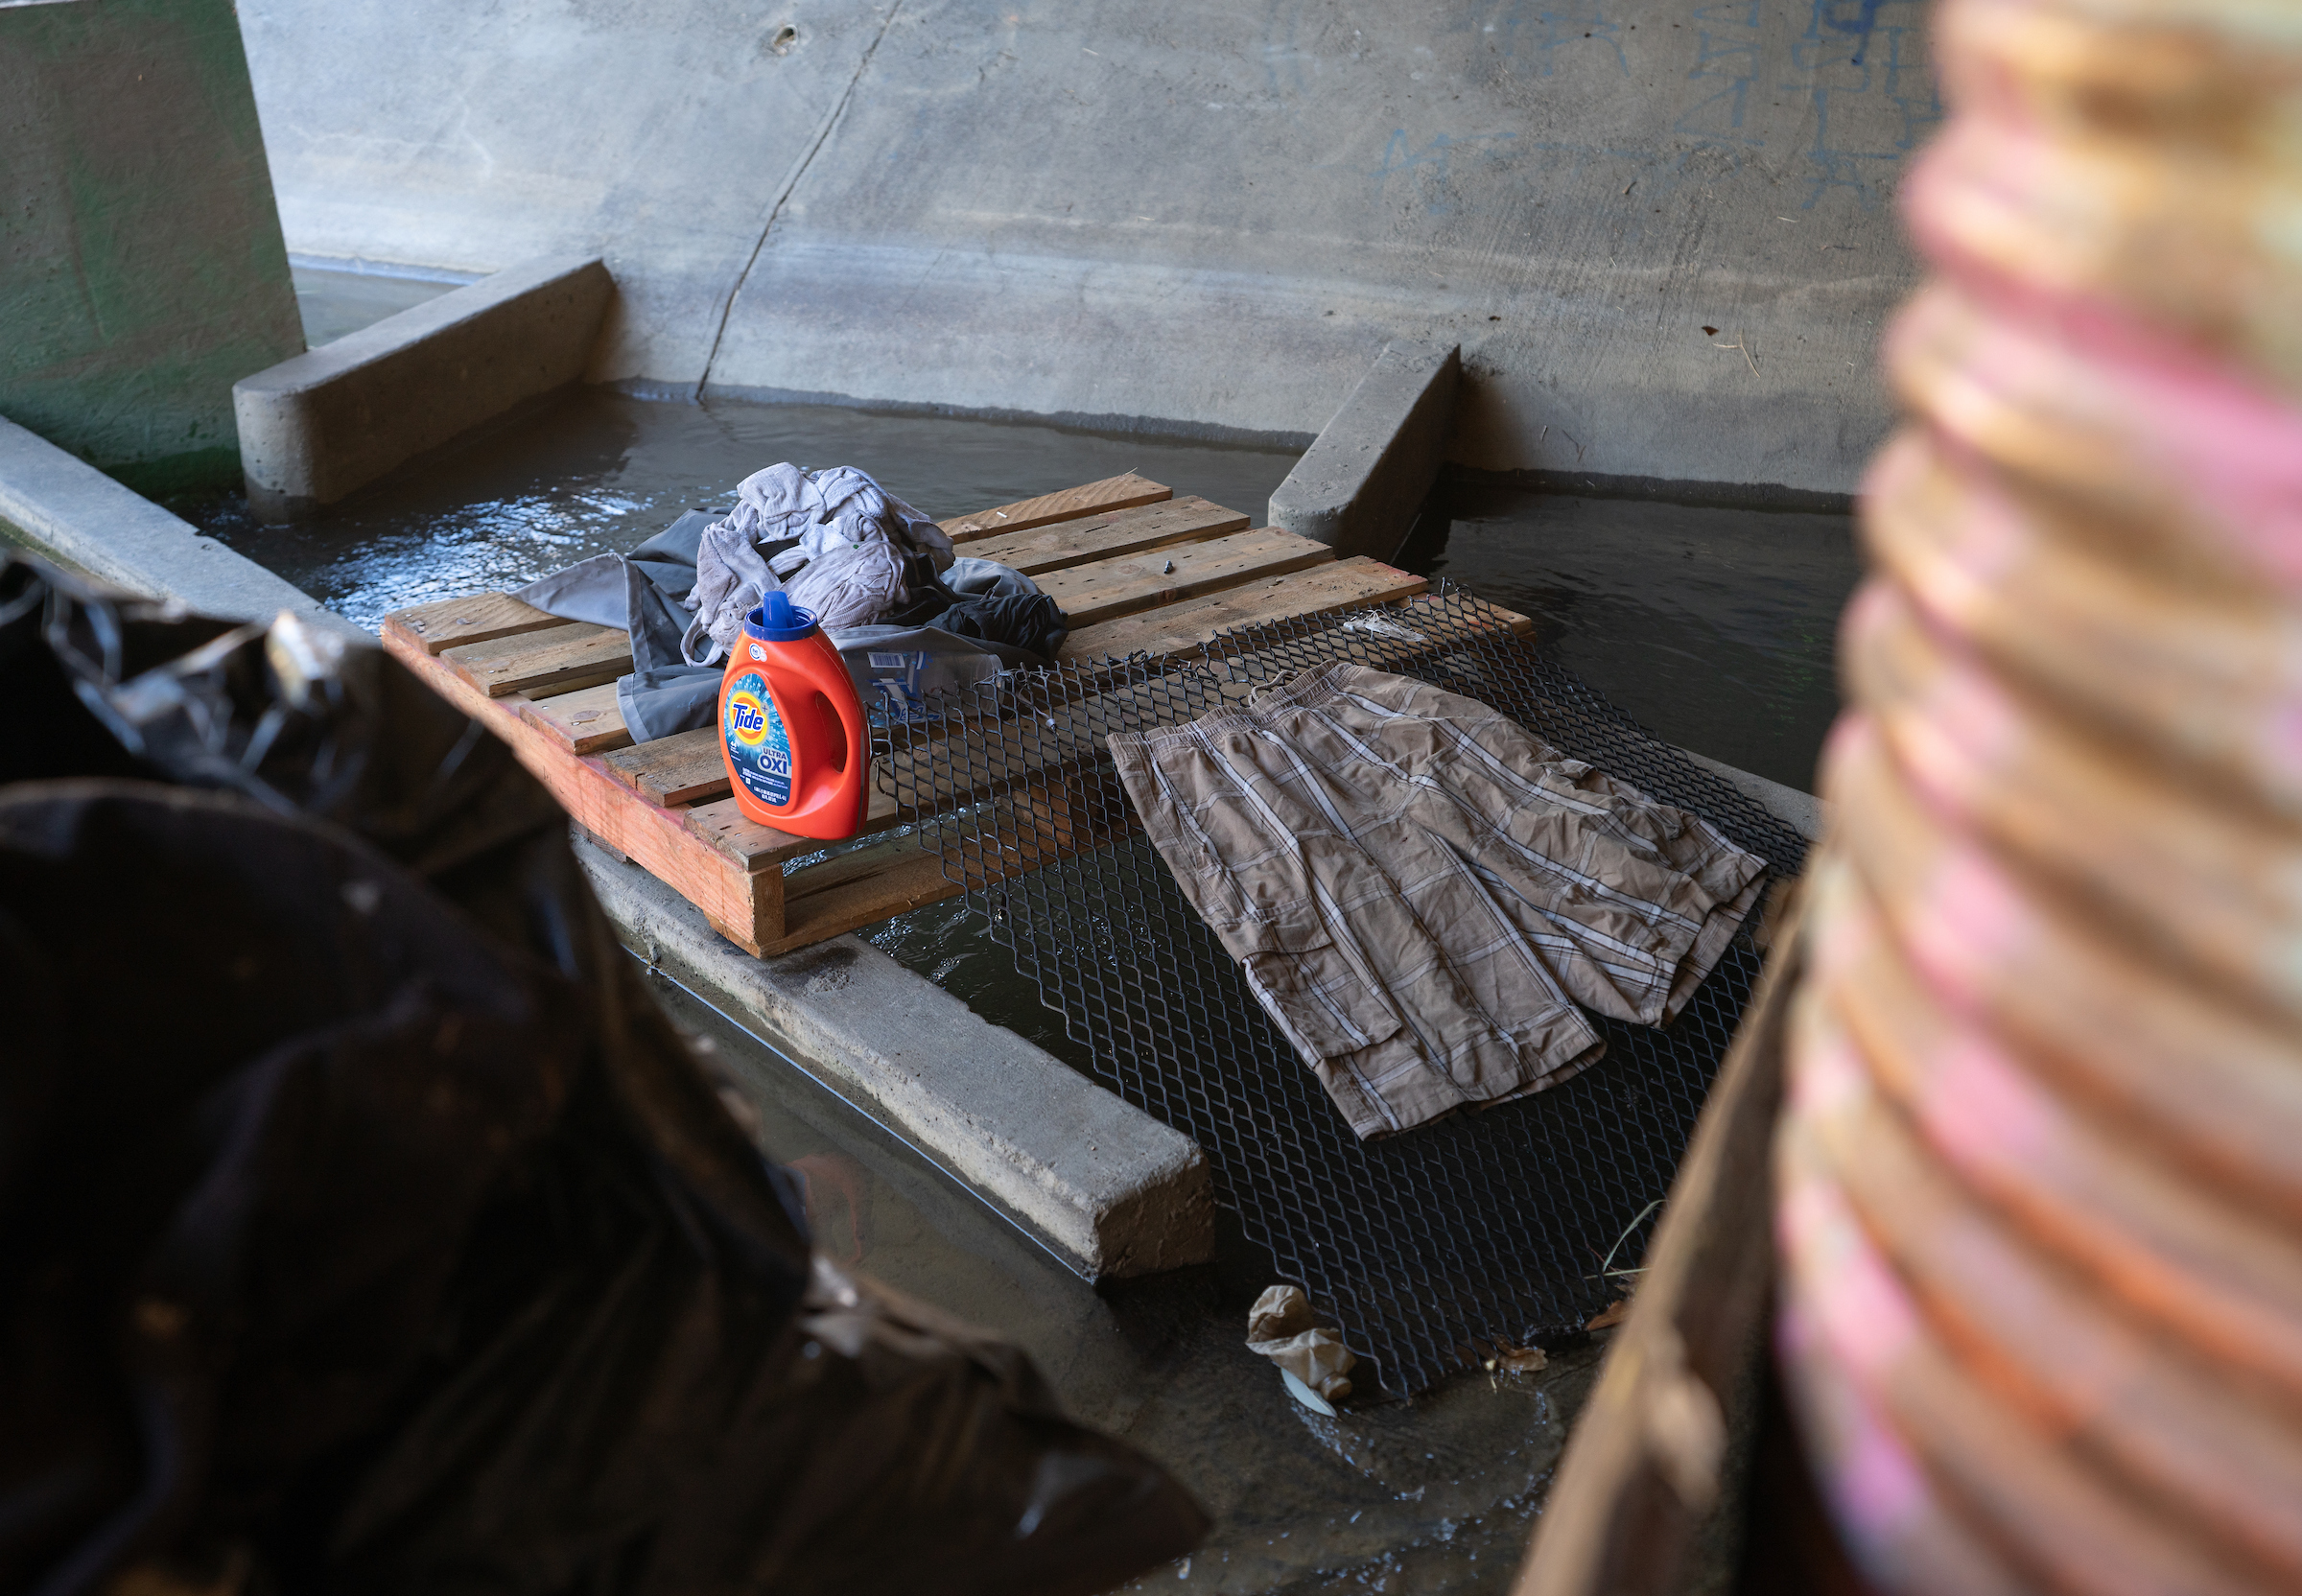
[1442,592,1539,638]
[603,726,729,807]
[1037,526,1334,628]
[521,682,633,754]
[1057,557,1430,665]
[938,473,1170,542]
[681,797,793,874]
[445,622,633,698]
[380,628,781,953]
[384,592,561,656]
[681,787,904,872]
[959,495,1249,575]
[769,843,959,953]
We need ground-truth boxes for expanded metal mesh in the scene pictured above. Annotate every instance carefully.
[875,584,1808,1396]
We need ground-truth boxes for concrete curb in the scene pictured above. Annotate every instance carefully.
[1268,339,1461,560]
[1681,749,1830,845]
[0,414,365,639]
[573,833,1219,1280]
[234,255,613,518]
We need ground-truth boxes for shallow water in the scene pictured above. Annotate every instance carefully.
[217,267,1858,797]
[1398,485,1859,795]
[291,261,458,347]
[184,387,1304,631]
[178,377,1855,1140]
[650,969,1608,1594]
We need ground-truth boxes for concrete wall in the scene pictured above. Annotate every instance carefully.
[1,0,304,494]
[241,0,1938,497]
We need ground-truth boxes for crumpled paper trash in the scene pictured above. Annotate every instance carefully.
[1245,1284,1356,1401]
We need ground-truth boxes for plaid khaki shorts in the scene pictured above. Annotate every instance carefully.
[1110,663,1769,1138]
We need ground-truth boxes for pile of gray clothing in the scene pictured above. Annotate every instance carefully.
[511,463,1069,742]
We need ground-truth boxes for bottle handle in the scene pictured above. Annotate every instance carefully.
[826,675,869,811]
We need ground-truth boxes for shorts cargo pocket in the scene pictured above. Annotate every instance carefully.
[1239,937,1405,1062]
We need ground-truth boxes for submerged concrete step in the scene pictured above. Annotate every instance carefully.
[576,833,1218,1280]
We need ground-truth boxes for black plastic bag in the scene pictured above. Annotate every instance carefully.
[0,554,1206,1596]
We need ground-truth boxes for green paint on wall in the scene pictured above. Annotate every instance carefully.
[1,0,303,492]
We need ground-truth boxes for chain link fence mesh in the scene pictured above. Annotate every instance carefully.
[873,584,1808,1396]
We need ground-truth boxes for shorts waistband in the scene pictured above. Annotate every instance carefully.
[1110,662,1357,757]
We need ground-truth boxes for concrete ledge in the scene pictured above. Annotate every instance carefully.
[1268,339,1461,560]
[574,834,1218,1279]
[0,413,364,639]
[234,255,613,519]
[1681,749,1829,845]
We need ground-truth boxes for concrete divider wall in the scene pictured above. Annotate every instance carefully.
[1270,340,1461,559]
[2,0,303,494]
[234,256,614,518]
[0,413,366,637]
[240,0,1937,497]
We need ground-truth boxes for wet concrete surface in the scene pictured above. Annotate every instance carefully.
[650,969,1607,1595]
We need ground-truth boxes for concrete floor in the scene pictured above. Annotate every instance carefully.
[650,967,1609,1594]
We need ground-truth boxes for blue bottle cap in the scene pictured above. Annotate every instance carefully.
[743,590,818,642]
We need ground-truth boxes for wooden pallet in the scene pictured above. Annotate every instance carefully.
[381,471,1522,956]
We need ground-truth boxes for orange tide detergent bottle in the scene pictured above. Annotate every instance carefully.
[717,591,869,840]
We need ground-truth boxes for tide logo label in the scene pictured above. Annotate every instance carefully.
[728,690,771,746]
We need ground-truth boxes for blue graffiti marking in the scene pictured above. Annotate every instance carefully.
[1500,8,1631,77]
[1784,0,1944,207]
[1815,0,1889,63]
[1369,129,1521,214]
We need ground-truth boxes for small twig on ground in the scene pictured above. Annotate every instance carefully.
[1597,1197,1664,1279]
